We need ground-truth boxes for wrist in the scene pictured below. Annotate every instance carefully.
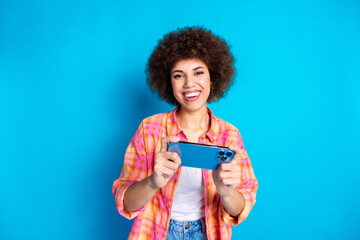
[219,187,235,199]
[148,175,160,191]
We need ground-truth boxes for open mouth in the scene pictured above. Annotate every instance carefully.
[183,91,201,101]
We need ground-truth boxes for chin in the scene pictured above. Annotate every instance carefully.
[179,102,207,113]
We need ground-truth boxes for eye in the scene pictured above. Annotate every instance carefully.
[173,74,183,79]
[194,71,204,76]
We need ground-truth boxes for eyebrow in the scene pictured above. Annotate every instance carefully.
[171,66,204,75]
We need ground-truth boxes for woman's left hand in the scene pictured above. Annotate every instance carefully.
[212,144,242,197]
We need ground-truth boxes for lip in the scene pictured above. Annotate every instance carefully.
[182,90,201,102]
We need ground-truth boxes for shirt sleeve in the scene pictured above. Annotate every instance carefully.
[220,130,258,225]
[112,121,148,219]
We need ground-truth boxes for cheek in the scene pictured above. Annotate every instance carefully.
[171,82,178,93]
[171,82,182,99]
[200,72,211,89]
[199,79,211,93]
[198,79,206,85]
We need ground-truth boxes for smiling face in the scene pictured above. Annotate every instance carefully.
[171,58,211,113]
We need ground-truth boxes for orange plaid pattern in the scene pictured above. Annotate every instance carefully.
[112,107,258,239]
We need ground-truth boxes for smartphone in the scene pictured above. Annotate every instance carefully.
[168,141,234,170]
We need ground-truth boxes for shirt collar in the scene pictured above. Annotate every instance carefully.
[166,106,182,137]
[205,108,217,143]
[166,106,218,143]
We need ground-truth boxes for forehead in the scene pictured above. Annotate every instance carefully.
[171,58,208,71]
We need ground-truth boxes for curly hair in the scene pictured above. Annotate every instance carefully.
[146,26,235,105]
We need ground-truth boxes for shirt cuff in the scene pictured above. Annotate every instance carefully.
[114,180,147,219]
[220,189,255,226]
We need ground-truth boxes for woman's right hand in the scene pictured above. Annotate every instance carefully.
[150,136,181,189]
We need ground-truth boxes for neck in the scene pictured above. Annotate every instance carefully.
[176,106,210,131]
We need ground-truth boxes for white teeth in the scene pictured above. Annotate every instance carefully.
[184,92,200,97]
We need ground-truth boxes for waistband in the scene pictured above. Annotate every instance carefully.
[168,218,206,233]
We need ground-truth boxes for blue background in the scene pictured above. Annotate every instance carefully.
[1,0,359,239]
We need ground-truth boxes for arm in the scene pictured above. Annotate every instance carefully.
[115,135,181,213]
[112,123,148,219]
[220,189,245,217]
[119,176,158,212]
[212,132,258,224]
[212,144,245,217]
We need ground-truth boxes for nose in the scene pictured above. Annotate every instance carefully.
[184,75,195,88]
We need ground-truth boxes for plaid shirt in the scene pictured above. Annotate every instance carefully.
[112,107,258,240]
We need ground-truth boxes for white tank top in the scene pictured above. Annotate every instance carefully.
[170,166,205,221]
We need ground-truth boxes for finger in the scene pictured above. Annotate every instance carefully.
[228,144,241,162]
[221,177,241,186]
[160,135,180,153]
[155,152,181,169]
[161,152,181,165]
[160,136,170,153]
[154,164,177,177]
[161,168,176,178]
[218,162,240,171]
[161,158,181,171]
[218,170,241,179]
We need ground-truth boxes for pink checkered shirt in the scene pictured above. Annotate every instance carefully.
[112,107,258,239]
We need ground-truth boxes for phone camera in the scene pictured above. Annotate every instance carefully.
[226,151,232,157]
[221,157,227,161]
[219,150,225,155]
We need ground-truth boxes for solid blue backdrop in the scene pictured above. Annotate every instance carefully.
[1,0,359,239]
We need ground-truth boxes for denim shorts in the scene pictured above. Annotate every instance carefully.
[166,218,207,240]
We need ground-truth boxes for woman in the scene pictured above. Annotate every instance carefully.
[113,27,258,240]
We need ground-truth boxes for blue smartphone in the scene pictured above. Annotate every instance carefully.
[168,141,234,170]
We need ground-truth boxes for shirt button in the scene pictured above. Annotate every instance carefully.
[185,224,190,229]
